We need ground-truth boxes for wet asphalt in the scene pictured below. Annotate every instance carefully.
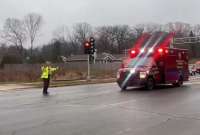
[1,82,200,135]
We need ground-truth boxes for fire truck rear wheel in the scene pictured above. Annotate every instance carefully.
[145,77,155,90]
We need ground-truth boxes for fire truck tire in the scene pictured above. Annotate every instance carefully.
[145,77,155,90]
[173,76,183,87]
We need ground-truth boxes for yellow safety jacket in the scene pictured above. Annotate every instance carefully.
[41,66,58,79]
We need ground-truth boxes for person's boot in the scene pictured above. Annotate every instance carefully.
[43,92,49,96]
[43,90,49,96]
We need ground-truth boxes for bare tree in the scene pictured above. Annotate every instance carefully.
[96,26,112,53]
[1,18,26,57]
[165,22,191,36]
[144,23,162,33]
[110,25,135,53]
[193,24,200,36]
[68,33,80,54]
[72,23,93,53]
[96,25,136,53]
[53,25,69,42]
[73,23,93,45]
[96,26,118,53]
[134,24,145,37]
[24,13,42,57]
[52,25,81,55]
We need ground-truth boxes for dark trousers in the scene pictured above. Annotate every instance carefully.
[43,78,50,94]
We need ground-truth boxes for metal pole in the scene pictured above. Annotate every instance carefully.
[87,54,90,80]
[93,52,96,64]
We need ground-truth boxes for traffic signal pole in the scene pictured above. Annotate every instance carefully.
[84,37,95,81]
[87,54,91,80]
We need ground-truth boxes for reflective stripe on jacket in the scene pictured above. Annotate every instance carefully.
[41,66,58,79]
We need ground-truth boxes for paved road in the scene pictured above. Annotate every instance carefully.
[1,82,200,135]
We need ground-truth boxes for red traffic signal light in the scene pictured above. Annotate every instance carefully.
[84,37,95,54]
[84,42,90,48]
[84,41,91,54]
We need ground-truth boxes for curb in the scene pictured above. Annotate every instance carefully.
[0,78,116,92]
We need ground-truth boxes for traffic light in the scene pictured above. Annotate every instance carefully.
[84,41,91,54]
[84,37,95,54]
[89,37,95,54]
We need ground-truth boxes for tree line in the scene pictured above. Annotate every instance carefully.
[1,13,200,64]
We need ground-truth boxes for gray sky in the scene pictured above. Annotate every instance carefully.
[1,0,200,45]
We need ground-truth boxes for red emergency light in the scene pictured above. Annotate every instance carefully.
[158,48,163,53]
[129,49,138,58]
[131,50,136,54]
[157,48,169,55]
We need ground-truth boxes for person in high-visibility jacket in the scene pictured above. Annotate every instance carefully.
[41,61,59,95]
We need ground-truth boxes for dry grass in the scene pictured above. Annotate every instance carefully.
[0,68,116,82]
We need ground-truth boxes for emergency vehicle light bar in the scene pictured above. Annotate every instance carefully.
[140,48,145,53]
[131,50,136,54]
[157,48,169,54]
[158,48,163,53]
[148,48,154,53]
[129,49,138,58]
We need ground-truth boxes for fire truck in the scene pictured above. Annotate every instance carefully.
[117,32,189,90]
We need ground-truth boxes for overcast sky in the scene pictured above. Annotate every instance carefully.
[0,0,200,45]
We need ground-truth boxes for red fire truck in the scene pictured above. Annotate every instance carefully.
[117,32,189,90]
